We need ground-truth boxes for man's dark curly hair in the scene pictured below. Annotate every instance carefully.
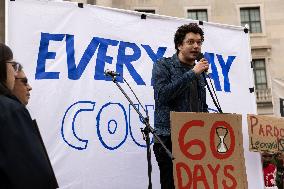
[174,23,204,53]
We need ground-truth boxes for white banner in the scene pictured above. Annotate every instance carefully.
[272,78,284,117]
[8,1,264,188]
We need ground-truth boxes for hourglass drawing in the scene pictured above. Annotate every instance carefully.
[216,127,228,153]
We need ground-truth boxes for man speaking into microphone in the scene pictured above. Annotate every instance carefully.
[152,23,209,189]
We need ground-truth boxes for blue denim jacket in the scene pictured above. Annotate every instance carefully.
[152,53,208,136]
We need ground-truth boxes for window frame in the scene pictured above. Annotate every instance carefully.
[184,6,211,22]
[237,4,265,36]
[187,9,208,22]
[252,58,268,90]
[240,7,262,33]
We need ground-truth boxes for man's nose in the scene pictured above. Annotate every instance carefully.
[27,84,32,91]
[193,42,199,48]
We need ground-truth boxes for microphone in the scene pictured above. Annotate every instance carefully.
[104,69,120,77]
[196,52,208,75]
[196,52,204,62]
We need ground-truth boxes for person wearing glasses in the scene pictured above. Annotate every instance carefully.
[0,43,58,189]
[152,23,209,189]
[12,63,32,106]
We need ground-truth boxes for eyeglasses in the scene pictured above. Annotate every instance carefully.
[184,40,203,46]
[6,61,20,72]
[15,77,28,86]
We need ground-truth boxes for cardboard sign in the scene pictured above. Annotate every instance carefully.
[247,114,284,153]
[171,112,247,189]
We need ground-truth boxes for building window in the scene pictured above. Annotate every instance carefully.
[135,9,155,14]
[87,0,96,4]
[253,59,267,89]
[187,9,208,21]
[240,7,262,33]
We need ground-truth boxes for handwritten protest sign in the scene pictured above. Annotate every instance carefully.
[171,112,247,189]
[247,114,284,153]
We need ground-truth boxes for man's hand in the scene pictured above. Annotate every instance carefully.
[192,58,209,75]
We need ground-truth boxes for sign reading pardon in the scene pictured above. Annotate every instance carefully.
[171,112,247,189]
[247,114,284,153]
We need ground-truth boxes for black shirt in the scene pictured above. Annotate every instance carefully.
[0,94,58,189]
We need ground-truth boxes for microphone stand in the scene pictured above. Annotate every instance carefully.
[107,74,174,189]
[197,52,223,113]
[202,72,223,113]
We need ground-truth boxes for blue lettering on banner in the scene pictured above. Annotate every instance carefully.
[61,101,217,151]
[204,52,221,91]
[66,35,101,80]
[38,33,236,150]
[108,120,118,134]
[141,45,167,85]
[36,33,236,92]
[116,41,144,84]
[36,33,167,85]
[61,101,96,150]
[96,102,128,150]
[141,45,167,64]
[204,52,236,92]
[216,54,236,92]
[36,33,65,79]
[94,38,119,81]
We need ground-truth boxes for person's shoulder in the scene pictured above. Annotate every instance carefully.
[0,95,18,105]
[0,95,25,115]
[157,54,174,62]
[156,55,175,67]
[157,56,171,62]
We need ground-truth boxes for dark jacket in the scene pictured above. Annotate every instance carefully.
[152,53,208,136]
[0,94,58,189]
